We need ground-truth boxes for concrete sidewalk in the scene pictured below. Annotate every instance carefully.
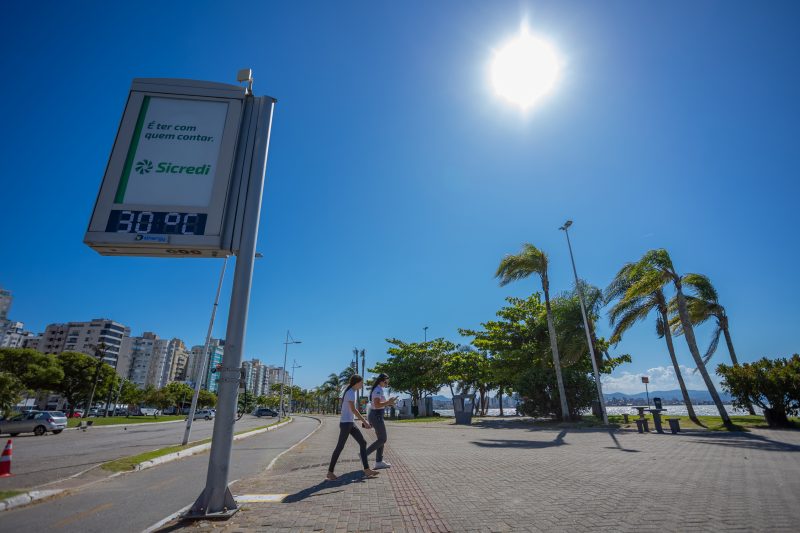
[176,416,800,532]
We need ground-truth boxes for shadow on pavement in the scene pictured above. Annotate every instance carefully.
[283,471,367,503]
[470,418,619,433]
[681,431,800,453]
[471,429,568,449]
[605,430,639,453]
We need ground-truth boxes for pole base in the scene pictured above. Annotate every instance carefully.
[184,485,238,521]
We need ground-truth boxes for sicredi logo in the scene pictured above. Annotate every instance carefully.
[134,160,211,176]
[135,159,153,174]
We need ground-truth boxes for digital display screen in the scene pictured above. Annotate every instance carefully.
[105,210,208,235]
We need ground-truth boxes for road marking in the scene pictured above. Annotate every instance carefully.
[266,416,323,472]
[235,493,287,502]
[52,502,113,528]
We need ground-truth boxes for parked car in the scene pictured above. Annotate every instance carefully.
[113,407,129,416]
[0,411,68,436]
[138,407,162,416]
[254,408,278,418]
[189,409,215,420]
[70,409,85,418]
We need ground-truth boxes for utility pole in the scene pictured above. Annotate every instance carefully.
[183,256,228,446]
[279,331,301,417]
[289,360,302,413]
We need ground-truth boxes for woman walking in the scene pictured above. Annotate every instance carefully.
[327,375,380,481]
[366,373,397,469]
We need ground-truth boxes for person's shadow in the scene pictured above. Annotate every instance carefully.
[283,471,367,503]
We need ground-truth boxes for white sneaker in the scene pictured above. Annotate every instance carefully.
[374,461,392,469]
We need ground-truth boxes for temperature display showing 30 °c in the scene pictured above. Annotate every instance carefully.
[105,210,208,235]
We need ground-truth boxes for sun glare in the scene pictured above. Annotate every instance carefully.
[491,27,561,110]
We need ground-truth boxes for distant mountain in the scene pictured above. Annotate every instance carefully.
[605,389,732,403]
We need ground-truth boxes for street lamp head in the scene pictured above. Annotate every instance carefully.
[559,220,573,231]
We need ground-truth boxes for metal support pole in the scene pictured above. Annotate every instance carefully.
[279,331,289,417]
[183,256,228,446]
[187,95,275,519]
[561,222,608,425]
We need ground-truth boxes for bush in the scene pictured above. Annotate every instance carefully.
[515,364,595,420]
[717,354,800,428]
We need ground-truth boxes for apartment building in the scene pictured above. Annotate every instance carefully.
[38,319,130,370]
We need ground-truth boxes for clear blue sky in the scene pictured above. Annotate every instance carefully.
[1,2,798,393]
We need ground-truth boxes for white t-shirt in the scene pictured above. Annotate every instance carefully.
[340,388,357,423]
[370,385,386,412]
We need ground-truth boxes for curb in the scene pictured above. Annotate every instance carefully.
[67,419,186,431]
[0,489,63,512]
[135,418,293,471]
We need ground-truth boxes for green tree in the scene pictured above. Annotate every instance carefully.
[238,390,257,413]
[496,243,569,420]
[145,388,173,415]
[371,338,450,415]
[605,263,701,425]
[197,389,217,408]
[0,348,64,391]
[119,381,143,406]
[626,249,732,427]
[163,381,194,410]
[55,351,117,416]
[0,372,25,417]
[442,344,490,414]
[668,273,756,415]
[718,355,800,427]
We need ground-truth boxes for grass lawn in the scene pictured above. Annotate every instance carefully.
[100,417,289,472]
[0,490,23,501]
[603,414,799,432]
[391,416,454,424]
[67,415,185,428]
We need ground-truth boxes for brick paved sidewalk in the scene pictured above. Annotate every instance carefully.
[173,416,800,532]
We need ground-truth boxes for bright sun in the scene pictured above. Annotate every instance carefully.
[491,27,561,109]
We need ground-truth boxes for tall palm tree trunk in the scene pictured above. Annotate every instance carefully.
[542,274,570,421]
[674,285,732,426]
[721,322,755,415]
[659,308,701,425]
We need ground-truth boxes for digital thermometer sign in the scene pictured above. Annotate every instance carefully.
[84,78,247,257]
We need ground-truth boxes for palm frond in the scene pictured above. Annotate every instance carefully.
[682,273,719,303]
[495,243,547,287]
[702,325,722,366]
[604,263,637,304]
[609,300,653,344]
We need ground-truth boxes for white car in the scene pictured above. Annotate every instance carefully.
[138,407,162,416]
[191,409,215,420]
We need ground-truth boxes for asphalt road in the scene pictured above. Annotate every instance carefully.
[0,416,319,533]
[0,414,281,491]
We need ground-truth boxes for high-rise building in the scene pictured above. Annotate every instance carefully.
[166,338,189,383]
[38,319,130,370]
[0,286,11,321]
[187,339,224,392]
[121,332,160,388]
[0,321,36,348]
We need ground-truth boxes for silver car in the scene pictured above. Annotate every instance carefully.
[191,409,215,420]
[0,411,68,436]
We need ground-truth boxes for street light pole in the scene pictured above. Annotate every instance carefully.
[423,326,428,342]
[279,331,301,417]
[559,220,608,425]
[183,256,228,446]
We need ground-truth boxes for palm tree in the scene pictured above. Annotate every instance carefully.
[668,273,755,415]
[629,250,732,427]
[605,263,701,425]
[496,243,569,420]
[324,373,341,413]
[338,366,356,387]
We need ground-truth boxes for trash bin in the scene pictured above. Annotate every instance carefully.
[653,397,663,410]
[452,394,475,425]
[635,419,645,433]
[667,418,680,434]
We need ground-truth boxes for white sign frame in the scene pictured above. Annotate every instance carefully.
[85,78,246,257]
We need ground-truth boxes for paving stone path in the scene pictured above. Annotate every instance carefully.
[171,415,800,532]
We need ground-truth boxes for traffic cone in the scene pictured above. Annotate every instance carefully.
[0,439,12,477]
